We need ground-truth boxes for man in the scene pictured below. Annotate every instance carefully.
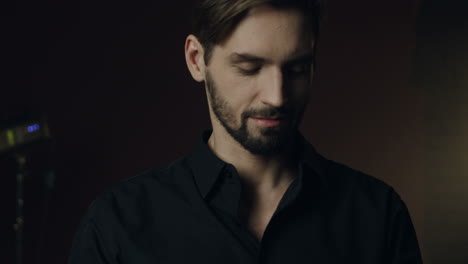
[69,0,422,263]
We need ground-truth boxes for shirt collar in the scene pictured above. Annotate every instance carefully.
[188,129,328,199]
[296,132,329,190]
[188,130,227,198]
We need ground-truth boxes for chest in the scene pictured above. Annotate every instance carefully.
[237,183,294,241]
[238,199,281,241]
[111,196,386,264]
[115,206,383,264]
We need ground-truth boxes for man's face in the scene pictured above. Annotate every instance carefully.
[205,6,315,156]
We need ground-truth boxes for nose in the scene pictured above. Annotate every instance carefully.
[260,66,286,107]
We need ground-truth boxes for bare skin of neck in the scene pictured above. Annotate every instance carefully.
[208,129,298,241]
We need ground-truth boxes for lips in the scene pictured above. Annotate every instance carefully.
[252,117,280,119]
[250,116,284,127]
[251,115,285,120]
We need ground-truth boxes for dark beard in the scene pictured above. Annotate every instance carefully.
[205,71,299,156]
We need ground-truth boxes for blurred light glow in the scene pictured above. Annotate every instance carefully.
[27,124,40,133]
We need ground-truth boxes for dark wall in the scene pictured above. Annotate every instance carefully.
[414,1,468,263]
[305,0,424,248]
[3,0,452,263]
[3,1,205,263]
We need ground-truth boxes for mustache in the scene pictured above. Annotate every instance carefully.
[242,106,293,119]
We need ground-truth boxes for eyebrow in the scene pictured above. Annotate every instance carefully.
[229,53,266,64]
[229,52,314,65]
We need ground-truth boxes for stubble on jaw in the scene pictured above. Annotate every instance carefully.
[204,71,298,156]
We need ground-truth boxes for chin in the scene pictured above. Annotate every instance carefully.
[240,127,294,156]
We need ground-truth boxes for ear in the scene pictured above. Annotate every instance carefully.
[185,34,206,82]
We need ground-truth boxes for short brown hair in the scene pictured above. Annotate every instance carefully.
[192,0,325,64]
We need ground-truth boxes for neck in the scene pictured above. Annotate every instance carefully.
[207,127,298,190]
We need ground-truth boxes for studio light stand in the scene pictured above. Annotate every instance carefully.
[1,115,52,264]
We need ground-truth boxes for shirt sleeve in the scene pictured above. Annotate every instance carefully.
[387,194,423,264]
[68,201,113,264]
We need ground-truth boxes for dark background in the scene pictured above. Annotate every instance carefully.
[2,0,467,263]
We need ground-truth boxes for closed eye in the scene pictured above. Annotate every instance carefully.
[234,62,262,75]
[236,66,261,75]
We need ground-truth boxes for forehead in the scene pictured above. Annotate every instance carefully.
[216,5,314,61]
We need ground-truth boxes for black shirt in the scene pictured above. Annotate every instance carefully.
[69,130,422,264]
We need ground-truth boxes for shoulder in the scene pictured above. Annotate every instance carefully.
[316,154,405,214]
[104,156,193,198]
[84,156,197,224]
[325,157,394,192]
[69,157,196,261]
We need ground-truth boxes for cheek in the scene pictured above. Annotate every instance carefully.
[207,57,258,112]
[220,76,258,111]
[229,86,258,121]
